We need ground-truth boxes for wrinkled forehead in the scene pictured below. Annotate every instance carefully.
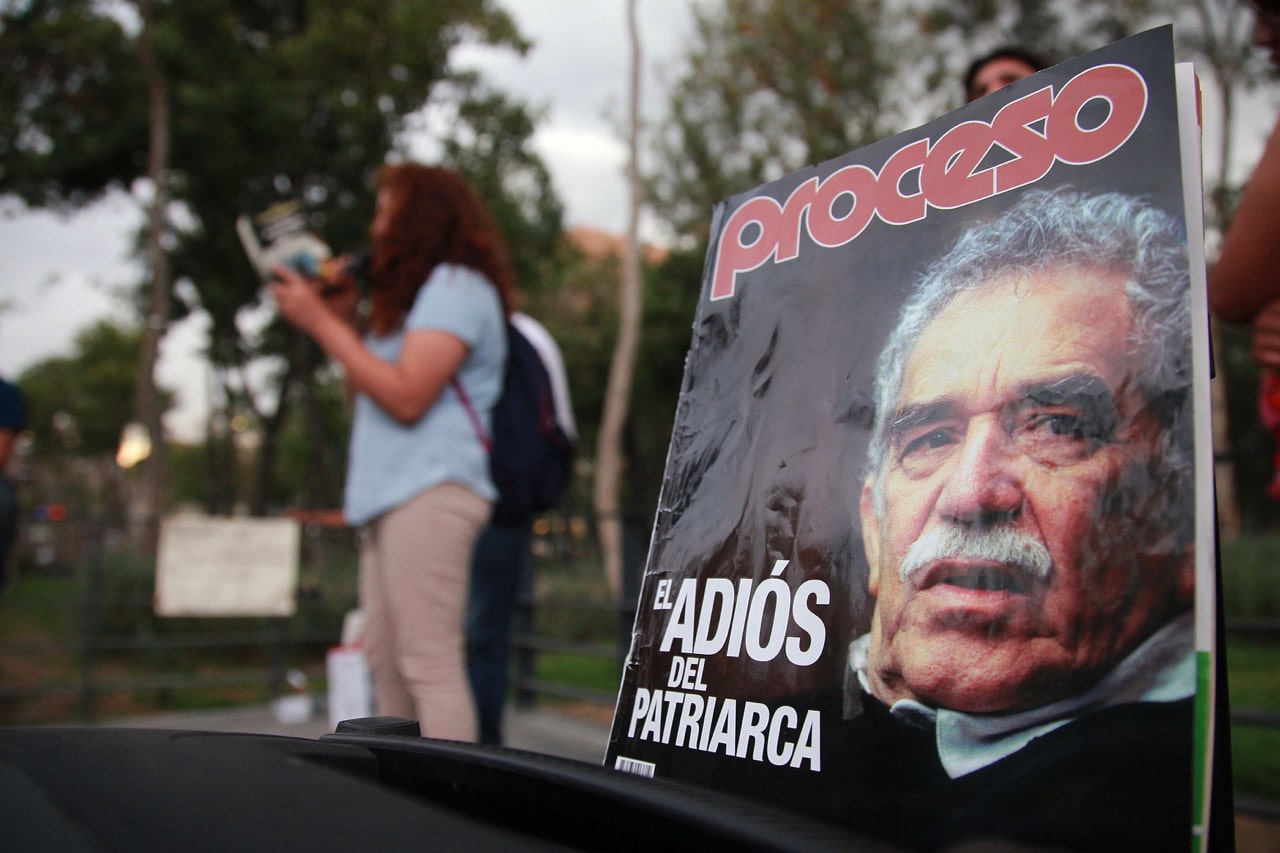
[900,269,1136,399]
[921,262,1131,361]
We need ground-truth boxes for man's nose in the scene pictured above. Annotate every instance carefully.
[937,415,1023,525]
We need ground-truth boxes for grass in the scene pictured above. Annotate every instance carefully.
[1224,638,1280,802]
[1219,535,1280,803]
[535,652,623,697]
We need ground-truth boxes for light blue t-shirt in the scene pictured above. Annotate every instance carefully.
[343,264,506,526]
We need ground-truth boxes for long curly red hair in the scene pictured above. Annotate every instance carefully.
[367,163,514,336]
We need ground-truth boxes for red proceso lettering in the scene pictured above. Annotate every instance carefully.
[709,63,1148,301]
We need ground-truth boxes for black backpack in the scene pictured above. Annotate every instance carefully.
[456,321,576,526]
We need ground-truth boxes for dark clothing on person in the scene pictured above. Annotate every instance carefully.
[465,521,533,744]
[699,684,1193,851]
[0,378,27,587]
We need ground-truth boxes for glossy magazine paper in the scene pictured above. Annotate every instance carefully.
[235,198,332,283]
[606,27,1218,851]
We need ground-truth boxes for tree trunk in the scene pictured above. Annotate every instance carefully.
[129,0,172,552]
[594,0,644,598]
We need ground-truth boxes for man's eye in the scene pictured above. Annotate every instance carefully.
[900,428,954,459]
[1014,409,1107,462]
[896,427,957,477]
[1030,412,1086,438]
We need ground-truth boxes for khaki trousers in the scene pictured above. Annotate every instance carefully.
[359,483,490,741]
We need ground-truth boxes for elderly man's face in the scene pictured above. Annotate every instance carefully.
[859,268,1193,714]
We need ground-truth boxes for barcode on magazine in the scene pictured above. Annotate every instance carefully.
[614,756,655,778]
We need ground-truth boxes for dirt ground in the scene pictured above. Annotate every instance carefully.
[1236,814,1280,852]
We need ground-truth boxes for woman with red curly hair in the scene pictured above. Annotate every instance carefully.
[272,163,511,741]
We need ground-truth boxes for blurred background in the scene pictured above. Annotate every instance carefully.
[0,0,1276,835]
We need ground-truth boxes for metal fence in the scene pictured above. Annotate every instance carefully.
[0,516,629,726]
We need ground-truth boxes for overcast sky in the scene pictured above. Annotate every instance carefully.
[1,4,1275,444]
[0,0,702,441]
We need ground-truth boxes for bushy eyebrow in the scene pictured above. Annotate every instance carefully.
[1024,371,1116,412]
[1018,373,1120,439]
[887,372,1120,448]
[887,399,958,448]
[1020,373,1115,411]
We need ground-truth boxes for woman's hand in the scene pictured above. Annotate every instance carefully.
[317,254,362,325]
[270,264,332,336]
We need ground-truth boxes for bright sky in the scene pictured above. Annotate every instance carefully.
[0,0,702,441]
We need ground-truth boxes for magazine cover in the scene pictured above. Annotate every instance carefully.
[236,198,332,283]
[606,27,1218,851]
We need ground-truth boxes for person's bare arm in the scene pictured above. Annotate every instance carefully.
[270,265,468,424]
[1209,116,1280,324]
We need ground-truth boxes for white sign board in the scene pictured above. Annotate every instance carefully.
[154,514,301,617]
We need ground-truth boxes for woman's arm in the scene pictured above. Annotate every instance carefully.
[271,266,468,425]
[1209,116,1280,324]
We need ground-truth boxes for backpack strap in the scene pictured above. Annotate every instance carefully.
[452,378,492,454]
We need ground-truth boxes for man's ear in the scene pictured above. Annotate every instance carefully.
[860,482,882,597]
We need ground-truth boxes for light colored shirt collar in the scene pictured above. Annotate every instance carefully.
[848,611,1196,779]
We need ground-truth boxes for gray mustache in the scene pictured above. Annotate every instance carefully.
[899,525,1054,587]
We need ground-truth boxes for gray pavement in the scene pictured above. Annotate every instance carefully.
[101,701,613,765]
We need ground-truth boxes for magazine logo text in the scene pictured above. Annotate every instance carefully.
[710,63,1149,301]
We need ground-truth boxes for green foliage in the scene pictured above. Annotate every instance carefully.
[167,440,227,510]
[0,0,149,208]
[17,319,170,458]
[437,81,565,296]
[272,369,350,510]
[648,0,906,243]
